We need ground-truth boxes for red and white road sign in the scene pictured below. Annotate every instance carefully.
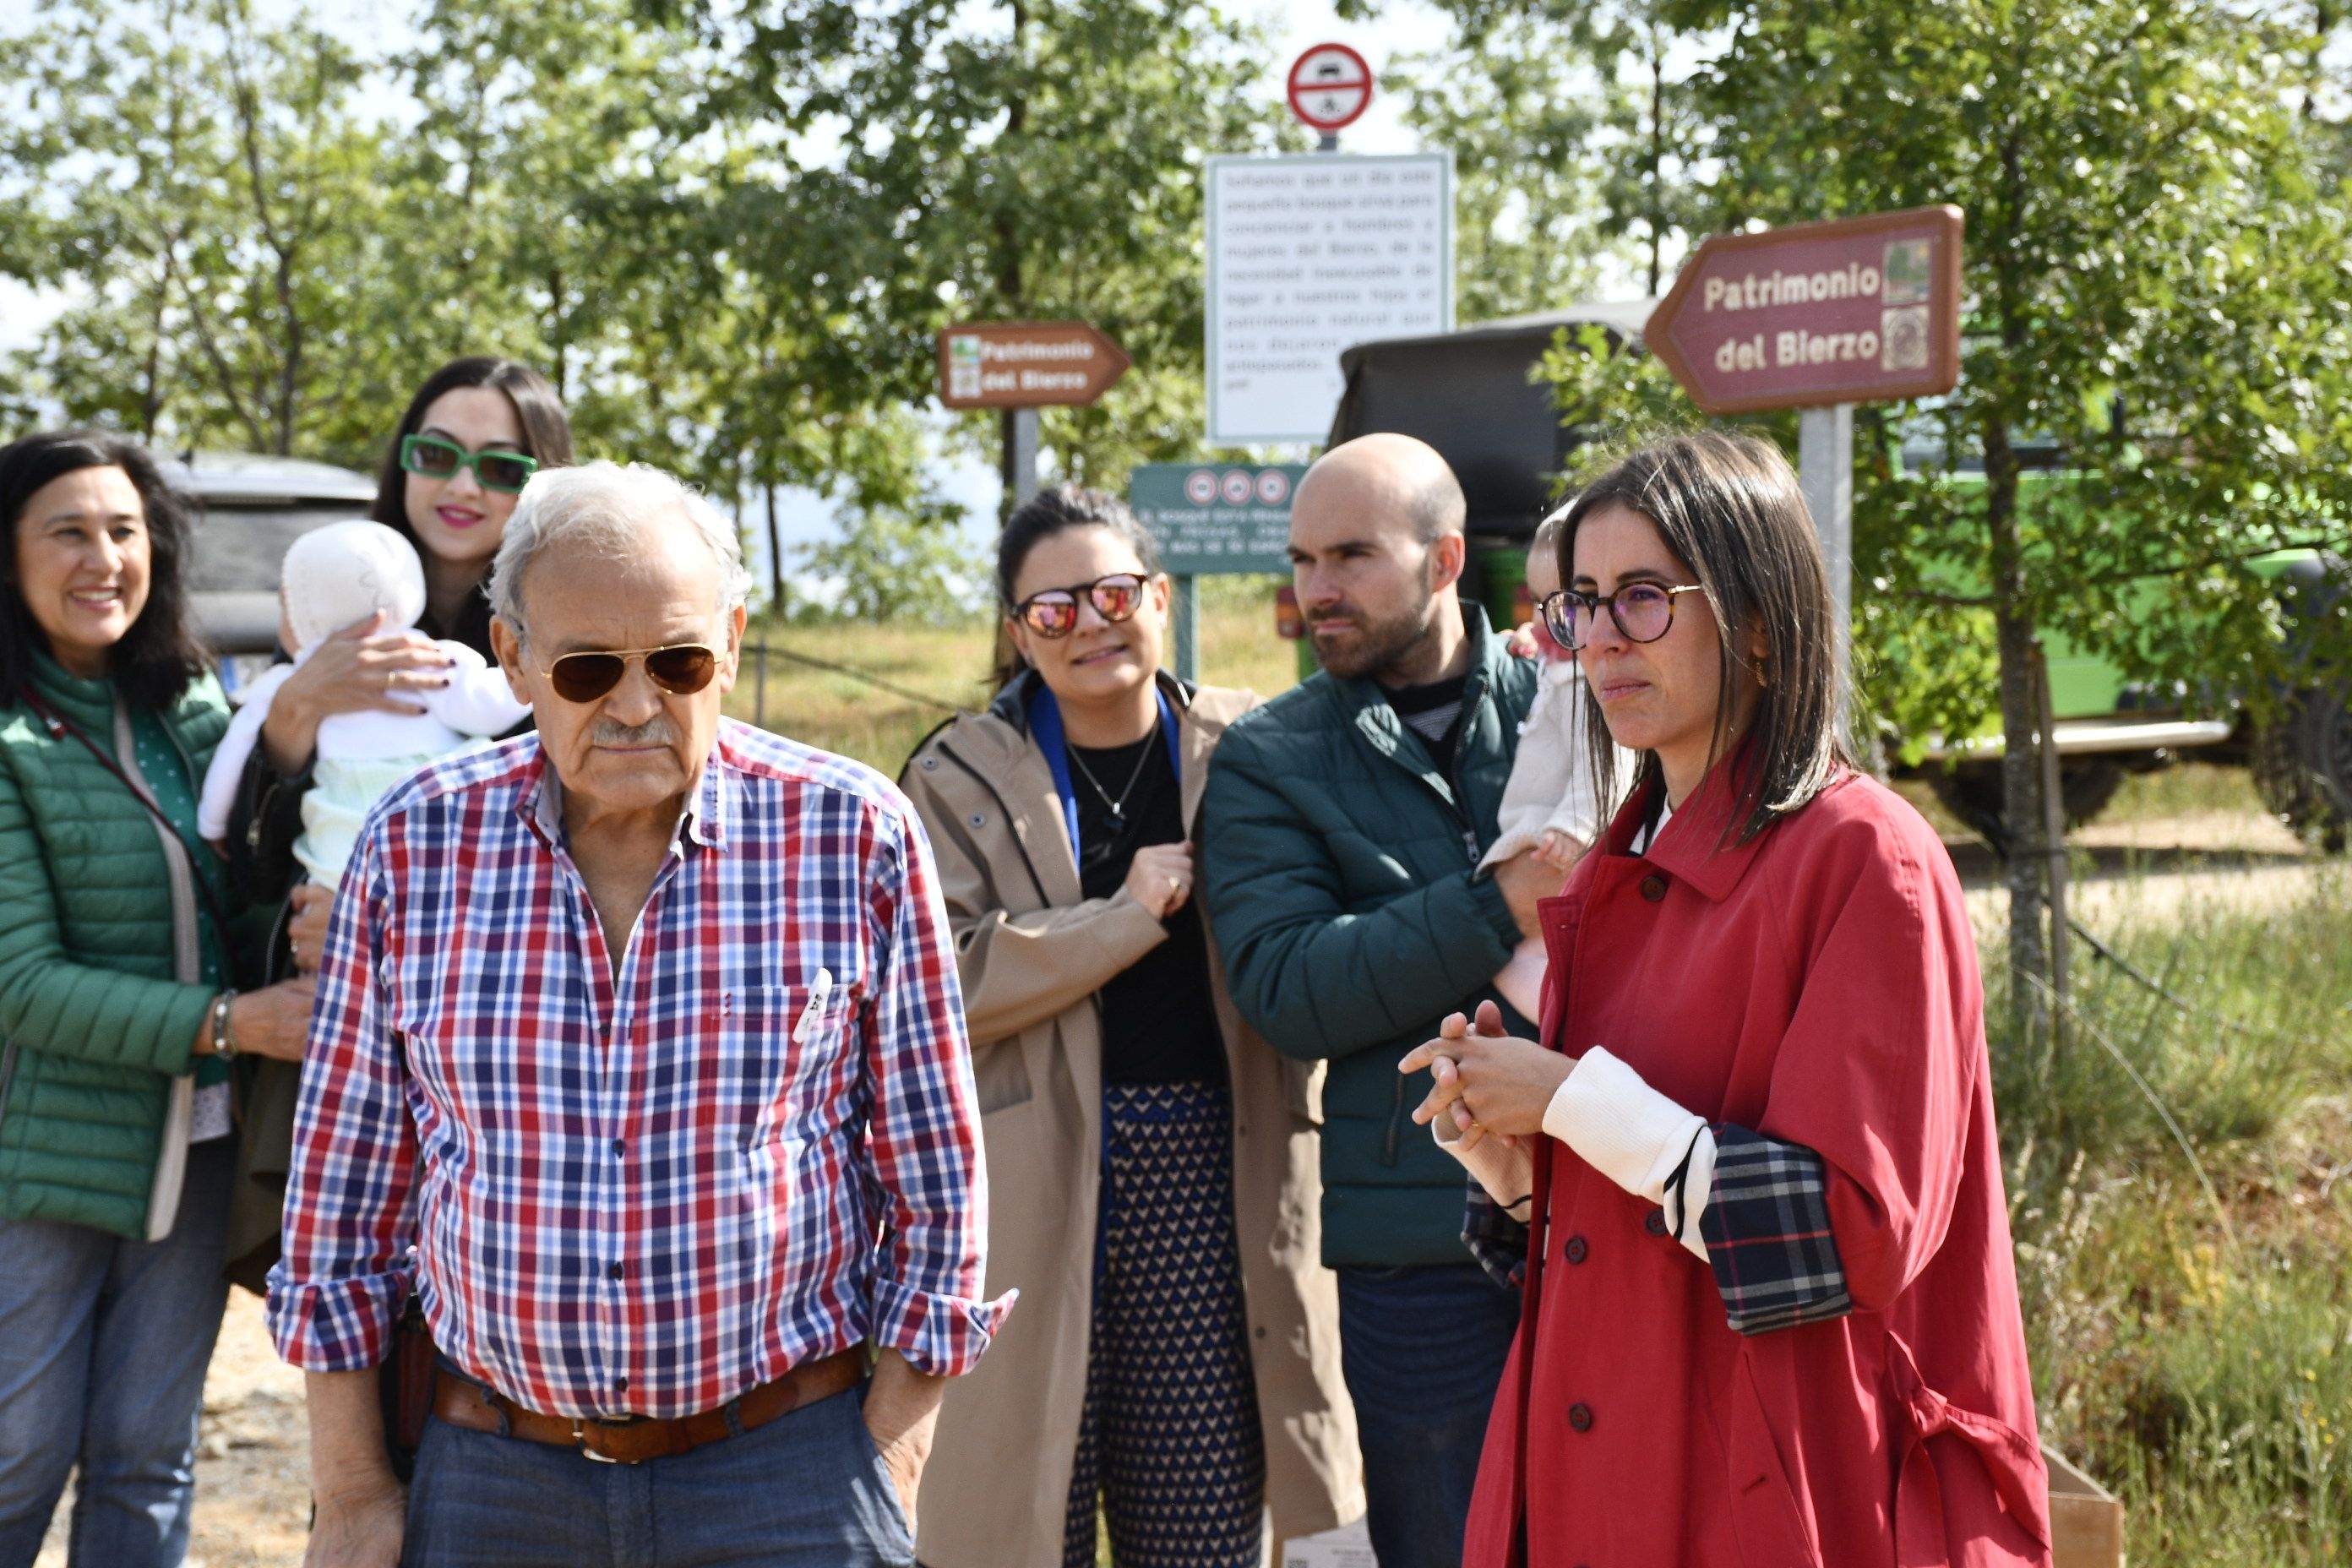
[1287,43,1371,134]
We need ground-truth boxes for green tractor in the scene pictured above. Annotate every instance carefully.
[1327,309,2352,849]
[1892,445,2349,851]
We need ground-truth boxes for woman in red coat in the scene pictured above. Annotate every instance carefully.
[1402,431,2051,1568]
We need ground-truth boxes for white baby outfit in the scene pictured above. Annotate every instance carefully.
[197,522,529,888]
[1480,653,1632,1018]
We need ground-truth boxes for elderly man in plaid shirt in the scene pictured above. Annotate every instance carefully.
[268,460,1007,1568]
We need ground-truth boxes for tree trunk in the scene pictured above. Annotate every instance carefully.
[1983,416,2050,1037]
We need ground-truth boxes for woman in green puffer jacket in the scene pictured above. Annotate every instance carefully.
[0,430,313,1568]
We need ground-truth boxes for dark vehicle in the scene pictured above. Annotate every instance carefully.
[163,449,376,682]
[1326,308,2352,848]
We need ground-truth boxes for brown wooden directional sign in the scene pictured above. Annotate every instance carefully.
[1646,206,1963,415]
[936,321,1131,410]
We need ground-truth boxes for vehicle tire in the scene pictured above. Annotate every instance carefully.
[2251,689,2352,853]
[1924,757,2129,852]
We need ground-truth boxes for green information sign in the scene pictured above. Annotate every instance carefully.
[1128,463,1308,575]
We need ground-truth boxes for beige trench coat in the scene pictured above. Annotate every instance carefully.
[899,675,1361,1568]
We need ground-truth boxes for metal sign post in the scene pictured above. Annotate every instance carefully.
[1798,403,1854,687]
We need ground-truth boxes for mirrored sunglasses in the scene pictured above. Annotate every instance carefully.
[1013,573,1149,638]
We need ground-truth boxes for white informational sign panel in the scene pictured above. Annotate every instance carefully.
[1206,152,1454,445]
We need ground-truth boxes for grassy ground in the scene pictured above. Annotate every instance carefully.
[1990,874,2350,1565]
[730,580,1302,776]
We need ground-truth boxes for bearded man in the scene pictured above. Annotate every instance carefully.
[1200,433,1552,1568]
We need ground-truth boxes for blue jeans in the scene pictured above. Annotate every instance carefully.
[0,1137,235,1568]
[1335,1263,1521,1568]
[402,1382,915,1568]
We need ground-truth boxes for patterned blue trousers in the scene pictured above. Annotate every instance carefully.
[1062,1081,1266,1568]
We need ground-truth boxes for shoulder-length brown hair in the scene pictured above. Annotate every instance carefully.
[1556,429,1850,844]
[372,355,573,653]
[0,428,210,712]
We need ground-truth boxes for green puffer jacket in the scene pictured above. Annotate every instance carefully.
[0,651,244,1242]
[1200,604,1539,1268]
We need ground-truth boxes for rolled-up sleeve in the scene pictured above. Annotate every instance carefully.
[858,798,1014,1376]
[264,822,418,1370]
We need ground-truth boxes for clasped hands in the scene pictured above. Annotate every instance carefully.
[1398,999,1575,1152]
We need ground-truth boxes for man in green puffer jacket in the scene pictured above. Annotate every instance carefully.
[1200,433,1558,1568]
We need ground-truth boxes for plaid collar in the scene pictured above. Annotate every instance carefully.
[514,733,729,855]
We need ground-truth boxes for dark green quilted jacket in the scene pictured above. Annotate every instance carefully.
[1200,604,1539,1268]
[0,651,240,1240]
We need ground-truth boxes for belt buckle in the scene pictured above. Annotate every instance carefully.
[572,1418,623,1464]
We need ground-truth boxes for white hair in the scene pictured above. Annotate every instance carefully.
[487,460,751,639]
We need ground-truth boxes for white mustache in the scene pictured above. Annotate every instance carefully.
[589,717,677,747]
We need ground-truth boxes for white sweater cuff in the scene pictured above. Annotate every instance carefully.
[1542,1046,1714,1261]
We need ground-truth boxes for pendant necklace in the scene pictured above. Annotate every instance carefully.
[1068,729,1156,835]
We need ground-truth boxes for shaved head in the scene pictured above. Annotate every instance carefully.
[1288,433,1472,684]
[1294,433,1466,545]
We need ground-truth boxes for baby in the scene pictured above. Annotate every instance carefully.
[199,520,529,889]
[1482,509,1631,1018]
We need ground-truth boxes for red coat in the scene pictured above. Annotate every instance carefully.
[1463,760,2052,1568]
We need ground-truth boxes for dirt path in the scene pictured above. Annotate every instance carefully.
[1951,808,2337,933]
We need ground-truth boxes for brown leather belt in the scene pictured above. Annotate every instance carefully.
[431,1348,864,1465]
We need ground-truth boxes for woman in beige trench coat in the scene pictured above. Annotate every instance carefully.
[900,485,1361,1568]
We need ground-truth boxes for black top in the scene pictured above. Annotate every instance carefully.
[1384,671,1470,766]
[1069,727,1227,1086]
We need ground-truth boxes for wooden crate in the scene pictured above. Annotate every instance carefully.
[2046,1443,2126,1568]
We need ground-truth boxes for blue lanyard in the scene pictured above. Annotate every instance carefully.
[1028,683,1183,868]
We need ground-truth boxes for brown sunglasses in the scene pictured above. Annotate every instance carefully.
[542,643,721,704]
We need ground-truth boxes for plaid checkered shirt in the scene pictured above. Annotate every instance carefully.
[266,721,1008,1418]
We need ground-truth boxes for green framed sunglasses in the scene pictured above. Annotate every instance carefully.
[399,433,540,495]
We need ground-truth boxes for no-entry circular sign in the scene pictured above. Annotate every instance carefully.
[1287,43,1372,134]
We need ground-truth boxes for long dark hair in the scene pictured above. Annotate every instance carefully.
[1557,430,1849,844]
[0,428,210,712]
[373,355,573,652]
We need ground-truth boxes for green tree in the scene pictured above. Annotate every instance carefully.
[1414,0,2352,1024]
[1383,0,1708,313]
[0,0,393,457]
[653,0,1298,499]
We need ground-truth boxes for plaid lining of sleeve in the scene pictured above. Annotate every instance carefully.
[1697,1124,1853,1336]
[1462,1180,1529,1290]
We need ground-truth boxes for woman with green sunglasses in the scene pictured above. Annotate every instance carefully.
[215,355,571,1292]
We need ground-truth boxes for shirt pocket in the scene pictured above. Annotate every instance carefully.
[720,977,859,1152]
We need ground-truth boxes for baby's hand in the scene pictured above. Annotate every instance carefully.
[1537,829,1585,874]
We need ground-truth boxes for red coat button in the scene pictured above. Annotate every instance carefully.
[1645,1210,1669,1237]
[1568,1402,1594,1433]
[1639,874,1669,901]
[1564,1235,1588,1264]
